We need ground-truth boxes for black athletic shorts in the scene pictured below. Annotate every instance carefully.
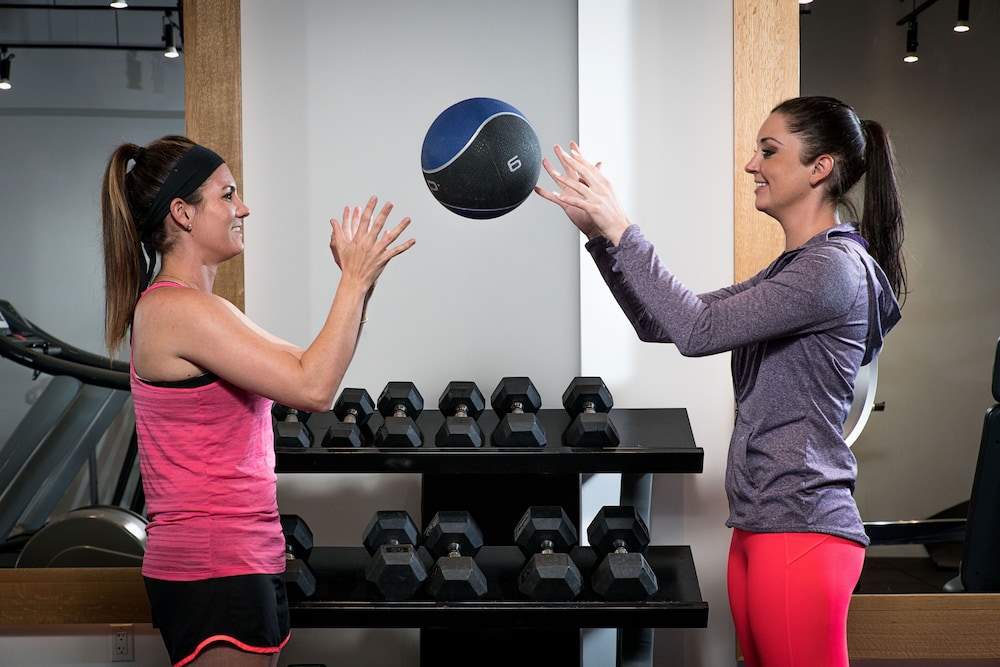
[144,573,290,666]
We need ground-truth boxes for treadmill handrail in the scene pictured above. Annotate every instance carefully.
[0,299,129,374]
[0,335,129,391]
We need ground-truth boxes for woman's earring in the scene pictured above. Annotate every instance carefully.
[186,223,193,232]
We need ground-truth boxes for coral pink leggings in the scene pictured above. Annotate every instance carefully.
[727,528,865,667]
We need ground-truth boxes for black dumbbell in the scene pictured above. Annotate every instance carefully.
[362,510,429,600]
[280,514,316,599]
[322,388,376,448]
[423,511,487,600]
[373,381,424,447]
[587,505,658,601]
[435,381,486,448]
[562,376,621,447]
[514,506,583,601]
[490,376,546,447]
[272,403,313,448]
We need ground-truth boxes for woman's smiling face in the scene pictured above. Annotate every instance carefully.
[744,112,816,220]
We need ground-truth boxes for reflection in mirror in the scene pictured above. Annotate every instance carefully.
[801,0,1000,522]
[0,2,185,446]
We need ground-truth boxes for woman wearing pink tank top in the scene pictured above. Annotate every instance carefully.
[100,135,415,667]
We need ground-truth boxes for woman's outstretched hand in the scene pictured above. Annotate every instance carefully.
[533,141,632,246]
[329,195,415,290]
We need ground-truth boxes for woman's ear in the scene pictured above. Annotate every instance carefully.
[167,198,190,230]
[810,154,835,186]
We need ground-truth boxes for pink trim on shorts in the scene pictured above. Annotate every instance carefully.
[174,632,290,667]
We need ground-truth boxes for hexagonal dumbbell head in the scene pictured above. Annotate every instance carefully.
[514,506,582,601]
[272,403,313,448]
[280,514,314,560]
[374,381,424,447]
[280,514,316,599]
[322,388,376,448]
[362,510,428,600]
[435,381,486,447]
[423,511,487,600]
[561,376,621,447]
[490,376,546,447]
[587,505,658,601]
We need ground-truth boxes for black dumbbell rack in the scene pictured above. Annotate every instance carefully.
[275,407,708,663]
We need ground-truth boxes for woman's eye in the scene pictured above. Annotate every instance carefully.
[761,149,775,158]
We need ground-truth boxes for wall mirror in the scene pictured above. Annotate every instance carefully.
[799,0,1000,522]
[0,0,238,445]
[0,0,183,446]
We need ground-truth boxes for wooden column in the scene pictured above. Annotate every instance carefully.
[182,0,245,311]
[733,0,799,281]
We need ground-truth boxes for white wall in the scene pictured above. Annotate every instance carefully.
[242,1,737,665]
[242,0,582,664]
[576,3,735,666]
[242,0,581,532]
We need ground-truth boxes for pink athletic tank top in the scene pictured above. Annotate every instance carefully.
[131,282,285,580]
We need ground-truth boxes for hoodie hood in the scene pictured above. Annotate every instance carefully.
[823,223,901,365]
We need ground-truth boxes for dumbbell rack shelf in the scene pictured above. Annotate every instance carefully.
[275,407,702,474]
[289,544,705,628]
[275,406,707,662]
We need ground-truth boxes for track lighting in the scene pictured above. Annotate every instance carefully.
[162,11,179,59]
[891,0,976,64]
[904,20,919,63]
[0,4,183,88]
[0,49,13,91]
[954,0,970,32]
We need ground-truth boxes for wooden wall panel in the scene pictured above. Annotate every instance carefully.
[182,0,245,311]
[733,0,799,281]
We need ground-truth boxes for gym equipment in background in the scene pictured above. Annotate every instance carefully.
[15,505,146,567]
[561,376,621,447]
[587,505,658,602]
[362,510,429,601]
[374,381,424,448]
[863,336,1000,594]
[423,510,487,601]
[490,376,546,447]
[949,336,1000,592]
[282,514,317,599]
[0,299,141,568]
[514,505,582,602]
[273,403,314,448]
[322,388,376,448]
[435,381,486,448]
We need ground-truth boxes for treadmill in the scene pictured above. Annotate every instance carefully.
[0,299,145,567]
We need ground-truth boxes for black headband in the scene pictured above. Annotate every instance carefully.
[137,144,225,291]
[142,144,225,235]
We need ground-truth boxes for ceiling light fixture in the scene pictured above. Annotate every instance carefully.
[162,11,179,59]
[0,48,13,91]
[110,1,128,8]
[954,0,970,32]
[904,19,919,62]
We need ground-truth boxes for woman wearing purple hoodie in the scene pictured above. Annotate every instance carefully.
[535,96,906,667]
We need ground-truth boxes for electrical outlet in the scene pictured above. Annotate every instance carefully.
[110,623,134,662]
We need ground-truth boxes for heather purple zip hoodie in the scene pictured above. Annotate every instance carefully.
[588,222,901,545]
